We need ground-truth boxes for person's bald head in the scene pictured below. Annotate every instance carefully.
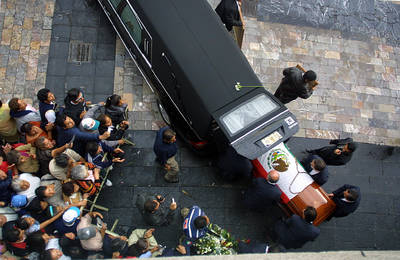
[267,170,280,184]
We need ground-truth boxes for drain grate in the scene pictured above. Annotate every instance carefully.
[68,41,92,63]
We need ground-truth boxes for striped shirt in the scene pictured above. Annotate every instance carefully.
[183,206,207,240]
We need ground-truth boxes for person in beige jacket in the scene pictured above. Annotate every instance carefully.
[0,100,18,143]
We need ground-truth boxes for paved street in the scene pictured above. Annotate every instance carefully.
[98,131,400,251]
[45,0,115,103]
[0,0,399,253]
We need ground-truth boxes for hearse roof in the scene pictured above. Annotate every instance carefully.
[133,0,266,114]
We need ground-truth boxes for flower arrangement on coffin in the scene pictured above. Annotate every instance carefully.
[194,223,239,255]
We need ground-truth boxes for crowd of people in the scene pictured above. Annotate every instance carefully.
[0,66,362,258]
[0,88,153,259]
[0,88,266,259]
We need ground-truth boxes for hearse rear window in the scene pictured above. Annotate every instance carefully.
[121,6,142,47]
[221,94,279,136]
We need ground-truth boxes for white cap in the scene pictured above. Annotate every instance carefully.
[81,118,99,131]
[62,207,80,226]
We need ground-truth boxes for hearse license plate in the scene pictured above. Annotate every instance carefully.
[261,131,282,147]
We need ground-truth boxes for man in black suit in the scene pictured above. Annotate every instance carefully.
[215,0,243,32]
[242,170,281,212]
[301,154,329,186]
[274,207,320,249]
[308,137,357,166]
[274,67,317,104]
[328,184,361,218]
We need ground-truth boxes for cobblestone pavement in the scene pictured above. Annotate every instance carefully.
[255,0,400,47]
[114,0,400,146]
[0,0,55,106]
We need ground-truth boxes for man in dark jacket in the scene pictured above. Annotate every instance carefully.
[328,184,361,218]
[55,113,110,156]
[242,170,281,212]
[0,163,13,207]
[274,67,317,104]
[301,154,329,186]
[215,0,242,32]
[37,88,57,131]
[63,88,88,126]
[274,206,320,249]
[308,138,357,166]
[136,194,177,226]
[153,127,179,183]
[3,221,30,257]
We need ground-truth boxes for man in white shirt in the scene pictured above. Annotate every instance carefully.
[44,237,71,260]
[11,173,40,202]
[8,98,41,132]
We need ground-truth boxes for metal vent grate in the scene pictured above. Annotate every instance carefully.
[68,41,92,63]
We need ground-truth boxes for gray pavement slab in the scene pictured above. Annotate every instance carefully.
[46,0,115,104]
[97,130,400,252]
[256,0,400,46]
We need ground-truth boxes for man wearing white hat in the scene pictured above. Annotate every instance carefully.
[53,206,81,236]
[79,102,122,147]
[80,117,123,148]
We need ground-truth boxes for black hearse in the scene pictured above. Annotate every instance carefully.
[97,0,299,159]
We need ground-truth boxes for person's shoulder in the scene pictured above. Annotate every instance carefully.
[20,172,40,181]
[311,225,320,235]
[290,214,303,223]
[254,177,267,184]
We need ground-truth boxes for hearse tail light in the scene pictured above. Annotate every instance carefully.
[190,140,209,150]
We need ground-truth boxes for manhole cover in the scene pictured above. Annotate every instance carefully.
[68,41,92,63]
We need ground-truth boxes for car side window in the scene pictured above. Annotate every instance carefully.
[120,6,142,48]
[109,0,122,8]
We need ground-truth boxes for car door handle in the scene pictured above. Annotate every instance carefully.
[161,52,172,67]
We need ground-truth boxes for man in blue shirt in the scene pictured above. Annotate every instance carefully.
[182,206,209,241]
[153,127,179,183]
[55,113,110,156]
[53,206,81,236]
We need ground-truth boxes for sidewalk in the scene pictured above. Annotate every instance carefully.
[0,0,55,106]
